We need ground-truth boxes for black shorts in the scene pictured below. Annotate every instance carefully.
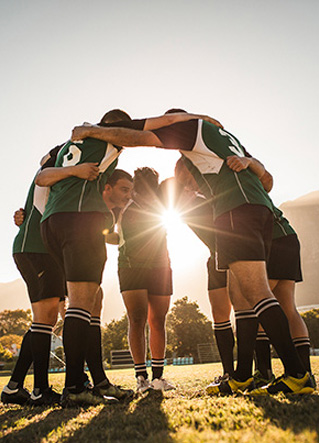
[267,234,302,282]
[13,252,65,303]
[207,254,227,290]
[41,212,107,284]
[119,267,173,295]
[214,204,274,270]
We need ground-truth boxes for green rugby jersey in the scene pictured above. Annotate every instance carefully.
[272,206,296,239]
[118,201,170,269]
[152,120,273,219]
[13,176,50,254]
[42,138,121,222]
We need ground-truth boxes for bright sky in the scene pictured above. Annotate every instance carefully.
[1,0,318,318]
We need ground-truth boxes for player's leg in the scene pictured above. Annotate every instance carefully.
[254,323,273,386]
[270,279,311,373]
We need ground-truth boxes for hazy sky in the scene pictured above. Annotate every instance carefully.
[1,1,318,319]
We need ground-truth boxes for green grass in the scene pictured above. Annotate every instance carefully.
[0,357,319,442]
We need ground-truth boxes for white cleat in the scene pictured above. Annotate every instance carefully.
[151,377,176,391]
[136,375,152,394]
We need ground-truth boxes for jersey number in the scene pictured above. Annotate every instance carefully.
[219,129,244,157]
[62,145,82,167]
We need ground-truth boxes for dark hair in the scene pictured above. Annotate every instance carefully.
[99,109,131,126]
[133,167,159,195]
[106,169,133,187]
[165,108,187,114]
[159,177,184,208]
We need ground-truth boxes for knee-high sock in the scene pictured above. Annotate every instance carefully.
[152,358,164,380]
[30,323,53,390]
[9,329,33,388]
[63,308,91,389]
[293,337,311,373]
[214,321,235,376]
[234,310,258,381]
[254,298,305,377]
[254,331,272,379]
[86,316,109,386]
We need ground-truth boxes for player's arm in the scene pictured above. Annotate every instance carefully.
[226,155,273,192]
[35,163,100,187]
[72,125,164,149]
[143,113,223,130]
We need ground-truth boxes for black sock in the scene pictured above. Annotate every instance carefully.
[10,329,33,387]
[234,310,258,381]
[293,337,311,373]
[152,358,164,380]
[254,330,272,379]
[63,308,91,389]
[31,323,53,390]
[86,316,109,386]
[214,320,235,376]
[135,363,148,380]
[254,298,305,377]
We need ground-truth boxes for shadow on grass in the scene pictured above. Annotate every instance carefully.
[251,394,319,437]
[65,390,173,442]
[0,406,80,442]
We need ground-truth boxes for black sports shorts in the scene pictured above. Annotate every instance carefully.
[267,234,302,282]
[207,254,227,290]
[41,212,107,284]
[119,266,173,295]
[214,204,274,269]
[13,252,65,303]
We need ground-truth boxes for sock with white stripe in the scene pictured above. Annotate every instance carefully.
[63,307,91,389]
[293,336,311,373]
[214,321,235,376]
[31,323,53,390]
[152,358,164,380]
[9,329,33,387]
[254,330,272,379]
[234,310,258,381]
[135,363,148,380]
[86,316,110,386]
[254,298,305,377]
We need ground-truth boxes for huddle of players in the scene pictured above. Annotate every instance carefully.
[1,108,315,408]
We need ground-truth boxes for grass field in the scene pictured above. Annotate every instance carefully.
[0,357,318,443]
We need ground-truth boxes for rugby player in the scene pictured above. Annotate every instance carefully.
[71,115,314,395]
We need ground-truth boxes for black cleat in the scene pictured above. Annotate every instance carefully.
[1,385,30,405]
[60,386,119,408]
[29,386,61,406]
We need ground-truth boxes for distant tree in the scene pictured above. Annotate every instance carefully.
[301,309,319,348]
[0,343,13,361]
[0,334,23,350]
[0,309,32,337]
[166,296,215,361]
[53,319,64,337]
[102,314,129,362]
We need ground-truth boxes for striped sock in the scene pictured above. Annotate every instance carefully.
[152,358,165,380]
[255,331,272,378]
[30,323,53,390]
[214,320,234,376]
[86,316,109,386]
[234,310,258,381]
[135,363,148,380]
[254,298,305,377]
[63,307,91,389]
[293,336,311,372]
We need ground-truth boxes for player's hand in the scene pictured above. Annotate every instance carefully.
[226,155,251,172]
[14,208,25,226]
[203,116,224,129]
[71,125,92,141]
[73,163,100,181]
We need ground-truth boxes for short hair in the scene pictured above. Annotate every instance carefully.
[133,167,159,195]
[159,177,184,208]
[99,109,131,126]
[165,108,187,114]
[106,169,133,187]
